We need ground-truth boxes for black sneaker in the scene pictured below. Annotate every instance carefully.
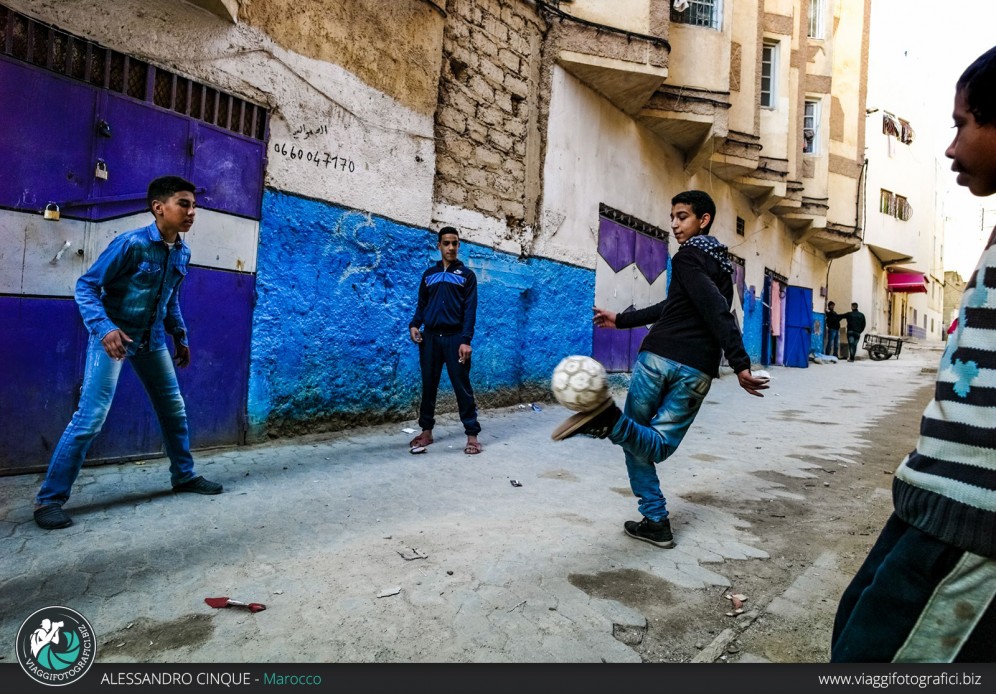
[34,504,73,530]
[624,517,674,548]
[551,399,621,441]
[172,476,223,495]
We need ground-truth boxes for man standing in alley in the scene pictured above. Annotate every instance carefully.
[408,227,482,456]
[824,301,842,358]
[840,302,866,362]
[552,190,768,549]
[831,45,996,663]
[33,176,223,530]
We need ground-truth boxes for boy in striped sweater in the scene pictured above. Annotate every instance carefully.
[831,45,996,662]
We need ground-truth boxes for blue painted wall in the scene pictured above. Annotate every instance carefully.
[248,191,595,436]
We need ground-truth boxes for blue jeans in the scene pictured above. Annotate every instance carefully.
[608,352,712,521]
[825,329,840,357]
[35,336,196,507]
[847,332,861,360]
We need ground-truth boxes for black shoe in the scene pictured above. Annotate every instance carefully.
[551,399,621,441]
[172,476,223,495]
[624,517,674,548]
[34,504,73,530]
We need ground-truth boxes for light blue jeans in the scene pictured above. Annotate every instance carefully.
[608,352,712,522]
[35,336,196,507]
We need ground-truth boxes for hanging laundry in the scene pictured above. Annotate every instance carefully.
[673,0,691,12]
[770,280,783,337]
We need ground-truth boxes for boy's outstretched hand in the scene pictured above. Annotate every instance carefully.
[592,307,618,329]
[737,370,769,397]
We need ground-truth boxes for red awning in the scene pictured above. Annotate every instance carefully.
[887,272,927,293]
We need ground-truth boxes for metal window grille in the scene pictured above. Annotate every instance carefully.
[736,216,745,236]
[879,189,893,215]
[598,203,670,242]
[808,0,825,38]
[761,42,777,108]
[671,0,721,30]
[803,100,820,154]
[0,3,268,142]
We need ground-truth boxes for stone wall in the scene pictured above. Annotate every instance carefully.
[433,0,546,252]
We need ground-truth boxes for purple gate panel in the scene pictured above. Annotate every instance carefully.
[86,93,191,220]
[191,123,266,219]
[172,267,253,449]
[0,297,87,473]
[634,233,668,285]
[0,58,97,215]
[597,218,636,273]
[0,269,253,472]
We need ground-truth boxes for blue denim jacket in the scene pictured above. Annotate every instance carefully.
[76,222,190,354]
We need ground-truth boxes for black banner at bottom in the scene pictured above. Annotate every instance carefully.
[1,662,993,694]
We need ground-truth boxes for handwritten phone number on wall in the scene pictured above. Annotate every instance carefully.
[273,143,356,172]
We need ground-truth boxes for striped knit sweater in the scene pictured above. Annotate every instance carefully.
[893,227,996,558]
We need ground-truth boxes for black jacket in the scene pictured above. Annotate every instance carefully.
[616,243,750,377]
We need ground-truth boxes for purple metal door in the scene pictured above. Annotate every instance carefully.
[593,216,668,372]
[0,55,264,474]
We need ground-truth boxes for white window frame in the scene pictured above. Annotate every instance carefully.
[671,0,723,31]
[760,41,778,109]
[808,0,826,39]
[803,99,821,154]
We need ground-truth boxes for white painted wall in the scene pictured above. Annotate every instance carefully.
[7,0,436,227]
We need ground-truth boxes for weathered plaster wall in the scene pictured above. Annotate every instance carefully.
[539,67,680,268]
[248,190,594,437]
[564,0,651,34]
[8,0,438,227]
[239,0,444,117]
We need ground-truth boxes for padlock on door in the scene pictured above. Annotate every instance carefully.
[95,160,109,180]
[43,203,61,221]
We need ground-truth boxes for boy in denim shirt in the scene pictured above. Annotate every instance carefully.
[34,176,222,530]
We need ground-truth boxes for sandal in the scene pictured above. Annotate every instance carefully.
[464,441,483,455]
[409,432,433,448]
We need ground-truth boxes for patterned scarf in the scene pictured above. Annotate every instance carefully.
[684,234,734,273]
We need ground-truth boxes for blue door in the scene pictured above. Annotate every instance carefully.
[783,285,813,368]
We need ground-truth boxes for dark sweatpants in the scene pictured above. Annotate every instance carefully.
[418,331,481,436]
[831,513,996,662]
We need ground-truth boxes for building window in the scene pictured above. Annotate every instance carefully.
[808,0,826,39]
[803,99,821,154]
[736,216,745,236]
[671,0,722,30]
[761,41,778,109]
[882,113,916,145]
[879,190,913,221]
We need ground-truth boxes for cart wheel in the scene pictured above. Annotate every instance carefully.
[869,345,889,361]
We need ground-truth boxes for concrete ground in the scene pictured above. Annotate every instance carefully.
[0,342,942,663]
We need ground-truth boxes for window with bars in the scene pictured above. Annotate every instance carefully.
[808,0,826,39]
[736,216,745,236]
[761,41,778,109]
[879,190,913,221]
[671,0,722,30]
[803,99,821,154]
[0,4,268,141]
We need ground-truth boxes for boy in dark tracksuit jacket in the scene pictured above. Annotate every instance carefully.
[408,227,482,455]
[553,191,769,548]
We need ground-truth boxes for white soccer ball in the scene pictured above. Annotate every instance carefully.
[551,355,610,412]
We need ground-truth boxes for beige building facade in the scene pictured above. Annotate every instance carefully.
[827,0,946,345]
